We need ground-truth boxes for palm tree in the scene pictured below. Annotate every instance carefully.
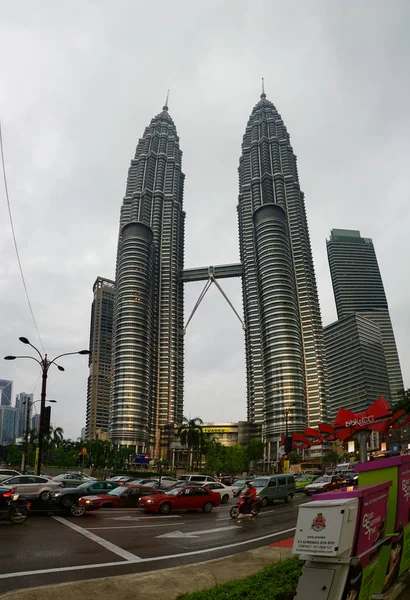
[177,417,204,470]
[52,427,64,448]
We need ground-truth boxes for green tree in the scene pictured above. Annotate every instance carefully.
[393,389,410,413]
[6,444,23,467]
[204,439,226,474]
[323,450,339,466]
[287,451,300,465]
[177,417,204,469]
[224,444,248,474]
[247,439,264,463]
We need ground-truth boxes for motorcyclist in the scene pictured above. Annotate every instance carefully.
[242,481,257,513]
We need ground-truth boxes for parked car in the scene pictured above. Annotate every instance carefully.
[53,473,96,487]
[50,480,122,515]
[251,475,296,506]
[0,469,20,482]
[1,475,62,501]
[216,476,235,486]
[201,481,233,504]
[106,476,135,485]
[76,484,159,516]
[178,474,218,484]
[295,474,318,492]
[130,480,171,491]
[231,479,253,497]
[138,485,221,514]
[341,472,358,486]
[167,480,204,490]
[304,475,344,496]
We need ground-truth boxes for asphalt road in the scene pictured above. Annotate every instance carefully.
[0,494,308,595]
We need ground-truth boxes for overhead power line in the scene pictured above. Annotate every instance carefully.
[0,121,45,352]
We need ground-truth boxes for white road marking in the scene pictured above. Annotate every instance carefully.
[88,523,186,530]
[0,526,296,580]
[109,514,181,521]
[157,525,238,539]
[52,516,141,562]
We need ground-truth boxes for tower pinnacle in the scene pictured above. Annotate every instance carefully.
[163,89,170,111]
[261,77,266,99]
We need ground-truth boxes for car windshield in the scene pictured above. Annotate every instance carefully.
[166,488,182,496]
[77,482,93,489]
[314,476,331,483]
[251,479,269,488]
[298,476,313,482]
[107,486,126,496]
[233,480,245,486]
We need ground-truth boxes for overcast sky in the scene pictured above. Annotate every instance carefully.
[1,1,409,440]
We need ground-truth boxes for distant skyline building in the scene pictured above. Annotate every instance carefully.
[15,393,33,438]
[237,91,327,436]
[31,413,40,432]
[327,229,403,401]
[324,313,390,422]
[86,277,115,439]
[0,405,17,445]
[0,380,12,407]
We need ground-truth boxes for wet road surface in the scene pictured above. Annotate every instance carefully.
[0,494,308,594]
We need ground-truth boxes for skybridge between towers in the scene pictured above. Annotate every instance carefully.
[181,263,245,332]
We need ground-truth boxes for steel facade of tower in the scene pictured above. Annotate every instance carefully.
[326,229,403,401]
[238,93,327,436]
[110,103,185,450]
[86,277,115,439]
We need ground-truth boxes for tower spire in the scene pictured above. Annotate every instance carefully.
[261,77,266,99]
[163,89,170,111]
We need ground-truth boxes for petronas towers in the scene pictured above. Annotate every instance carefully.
[110,90,327,452]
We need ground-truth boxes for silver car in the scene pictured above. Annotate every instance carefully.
[53,473,95,487]
[0,469,20,482]
[2,475,62,501]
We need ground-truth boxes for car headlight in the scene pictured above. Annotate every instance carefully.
[146,499,154,504]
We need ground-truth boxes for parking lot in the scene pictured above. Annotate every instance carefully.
[0,495,306,594]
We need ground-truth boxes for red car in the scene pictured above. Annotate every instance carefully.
[77,484,158,515]
[138,485,221,515]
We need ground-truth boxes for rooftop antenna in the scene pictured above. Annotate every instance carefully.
[261,77,266,99]
[163,89,170,111]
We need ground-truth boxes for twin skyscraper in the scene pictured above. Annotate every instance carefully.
[107,90,327,454]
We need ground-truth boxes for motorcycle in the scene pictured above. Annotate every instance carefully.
[230,494,261,519]
[0,488,30,525]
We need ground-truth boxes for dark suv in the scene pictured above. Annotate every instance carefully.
[50,480,121,516]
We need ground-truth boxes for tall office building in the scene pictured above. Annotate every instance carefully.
[15,393,33,438]
[0,405,17,444]
[0,380,12,406]
[110,100,185,451]
[327,229,403,401]
[238,91,327,436]
[31,413,40,432]
[86,277,115,439]
[324,313,390,421]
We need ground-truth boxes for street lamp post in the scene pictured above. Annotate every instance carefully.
[22,398,57,474]
[5,337,89,475]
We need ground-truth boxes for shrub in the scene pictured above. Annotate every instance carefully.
[179,556,302,600]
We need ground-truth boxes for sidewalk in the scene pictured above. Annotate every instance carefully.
[0,545,293,600]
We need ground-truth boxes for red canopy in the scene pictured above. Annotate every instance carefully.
[332,397,392,441]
